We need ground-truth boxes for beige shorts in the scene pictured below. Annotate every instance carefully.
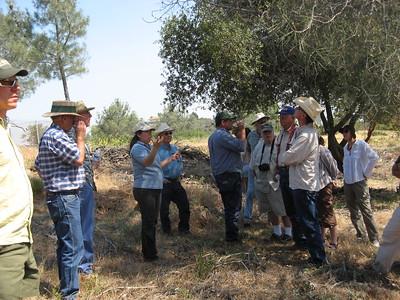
[254,183,287,217]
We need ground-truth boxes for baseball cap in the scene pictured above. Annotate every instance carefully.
[278,106,295,116]
[261,124,274,132]
[0,58,28,80]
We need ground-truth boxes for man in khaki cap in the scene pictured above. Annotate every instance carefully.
[74,101,98,275]
[0,58,40,299]
[35,100,86,299]
[281,97,327,266]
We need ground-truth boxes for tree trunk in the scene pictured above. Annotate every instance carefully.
[60,62,70,101]
[365,120,376,143]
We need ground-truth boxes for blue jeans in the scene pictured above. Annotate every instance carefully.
[78,182,95,273]
[279,168,306,246]
[215,172,242,241]
[243,165,255,222]
[292,189,326,264]
[46,192,83,300]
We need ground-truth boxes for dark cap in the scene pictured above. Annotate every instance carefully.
[278,106,295,116]
[261,124,274,132]
[339,125,356,136]
[215,111,236,124]
[0,58,28,80]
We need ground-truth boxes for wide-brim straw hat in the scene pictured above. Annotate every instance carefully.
[42,101,81,117]
[294,97,324,122]
[251,112,268,125]
[155,122,174,135]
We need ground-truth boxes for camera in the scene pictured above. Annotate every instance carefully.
[258,163,270,172]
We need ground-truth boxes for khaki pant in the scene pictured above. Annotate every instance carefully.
[254,183,287,217]
[0,243,39,300]
[373,207,400,274]
[344,180,379,241]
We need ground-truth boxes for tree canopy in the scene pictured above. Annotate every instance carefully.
[159,0,400,162]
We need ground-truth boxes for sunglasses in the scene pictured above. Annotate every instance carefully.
[163,131,173,136]
[0,79,18,88]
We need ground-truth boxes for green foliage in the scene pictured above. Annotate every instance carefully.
[194,252,215,279]
[23,122,47,145]
[91,99,139,147]
[159,11,265,114]
[0,0,44,95]
[32,0,89,100]
[159,0,400,163]
[157,108,213,140]
[29,176,43,197]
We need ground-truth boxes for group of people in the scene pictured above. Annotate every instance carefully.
[208,97,382,267]
[1,57,400,300]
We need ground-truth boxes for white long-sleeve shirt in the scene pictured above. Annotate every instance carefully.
[281,123,320,191]
[343,139,379,184]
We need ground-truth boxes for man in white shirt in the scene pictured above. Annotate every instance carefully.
[340,125,379,247]
[281,97,327,266]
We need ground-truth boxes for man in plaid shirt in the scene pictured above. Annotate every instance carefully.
[35,100,86,300]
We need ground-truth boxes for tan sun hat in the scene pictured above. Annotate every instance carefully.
[251,112,268,125]
[155,123,174,135]
[76,101,95,114]
[294,97,324,121]
[134,122,155,134]
[42,101,81,117]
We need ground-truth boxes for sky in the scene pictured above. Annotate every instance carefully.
[5,0,212,125]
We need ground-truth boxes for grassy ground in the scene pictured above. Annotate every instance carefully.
[21,130,400,299]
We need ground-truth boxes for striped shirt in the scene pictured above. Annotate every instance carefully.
[35,123,85,192]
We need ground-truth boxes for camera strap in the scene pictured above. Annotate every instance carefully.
[259,137,275,165]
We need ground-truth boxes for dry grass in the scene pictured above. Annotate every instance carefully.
[23,130,400,299]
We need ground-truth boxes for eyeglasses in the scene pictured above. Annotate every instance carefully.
[163,131,173,136]
[0,79,18,88]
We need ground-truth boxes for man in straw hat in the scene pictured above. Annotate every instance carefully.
[0,58,40,299]
[156,123,190,235]
[73,101,98,275]
[280,97,327,266]
[35,100,86,299]
[209,112,246,242]
[243,112,268,227]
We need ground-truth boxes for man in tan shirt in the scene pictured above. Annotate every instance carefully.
[281,97,327,266]
[0,58,39,299]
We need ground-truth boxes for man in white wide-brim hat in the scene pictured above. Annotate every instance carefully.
[281,96,327,267]
[156,123,190,235]
[243,112,268,226]
[35,100,87,299]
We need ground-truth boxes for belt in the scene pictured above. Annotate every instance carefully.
[278,166,289,170]
[46,189,79,197]
[164,177,180,183]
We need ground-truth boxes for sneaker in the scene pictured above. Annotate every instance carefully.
[372,240,380,248]
[281,234,293,242]
[270,233,282,242]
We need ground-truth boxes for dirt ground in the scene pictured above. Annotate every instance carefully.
[22,130,400,299]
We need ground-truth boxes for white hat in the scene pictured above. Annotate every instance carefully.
[155,122,174,135]
[251,112,268,125]
[294,97,324,122]
[134,122,155,133]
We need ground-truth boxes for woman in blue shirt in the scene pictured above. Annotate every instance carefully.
[130,123,178,261]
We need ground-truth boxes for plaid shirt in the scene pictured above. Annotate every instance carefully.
[35,123,85,192]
